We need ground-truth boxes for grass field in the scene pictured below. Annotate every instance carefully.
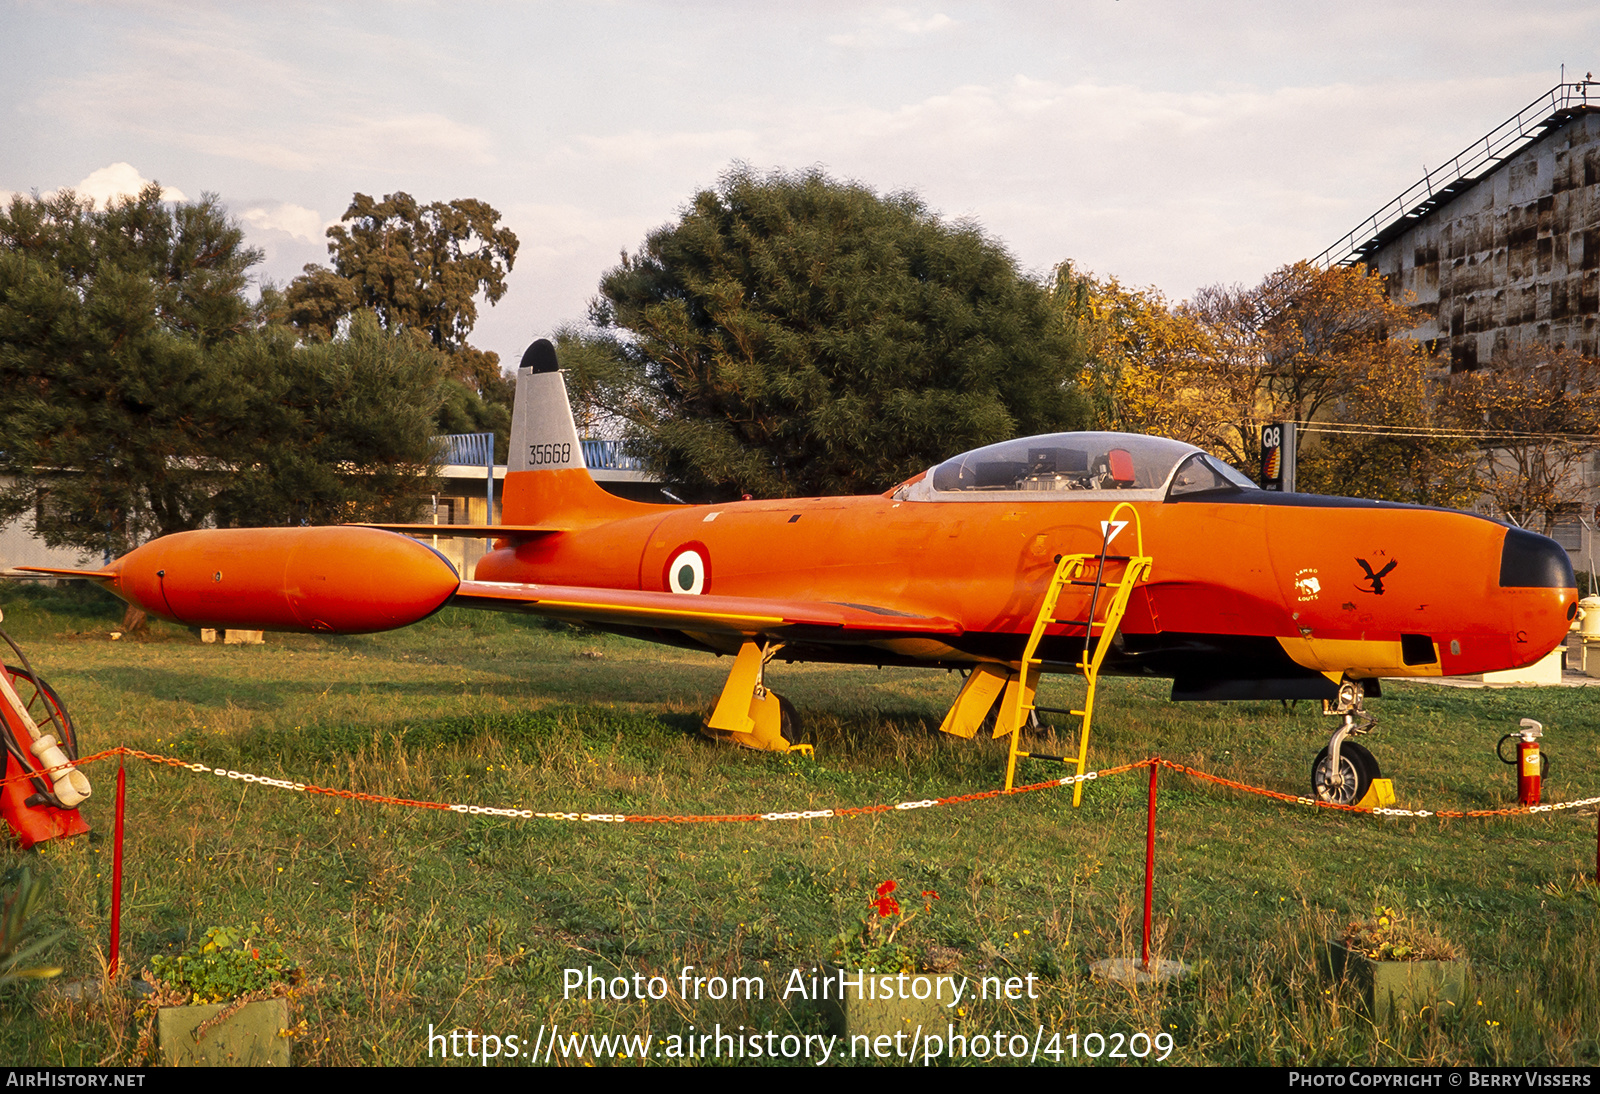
[1,579,1597,1067]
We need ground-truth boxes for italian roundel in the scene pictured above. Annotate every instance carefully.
[665,545,709,595]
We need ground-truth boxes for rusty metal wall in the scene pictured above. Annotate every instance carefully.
[1368,111,1600,371]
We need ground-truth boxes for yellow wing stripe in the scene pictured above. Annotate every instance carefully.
[537,599,785,626]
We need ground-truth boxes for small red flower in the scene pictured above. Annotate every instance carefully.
[876,880,896,898]
[872,879,900,917]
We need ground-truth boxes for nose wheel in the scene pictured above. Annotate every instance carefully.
[1313,679,1382,805]
[1311,740,1378,805]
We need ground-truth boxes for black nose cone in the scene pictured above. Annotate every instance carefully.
[1499,528,1576,589]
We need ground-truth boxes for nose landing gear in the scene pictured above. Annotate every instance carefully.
[1312,679,1381,806]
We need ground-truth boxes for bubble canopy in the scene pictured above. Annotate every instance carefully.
[901,432,1259,502]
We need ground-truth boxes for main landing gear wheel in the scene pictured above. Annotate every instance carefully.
[743,688,806,751]
[703,689,810,755]
[1311,741,1379,806]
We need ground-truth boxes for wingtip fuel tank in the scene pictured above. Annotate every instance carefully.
[100,526,460,634]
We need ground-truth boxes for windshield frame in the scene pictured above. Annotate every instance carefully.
[896,431,1258,504]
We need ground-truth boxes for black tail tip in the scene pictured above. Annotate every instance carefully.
[520,338,559,373]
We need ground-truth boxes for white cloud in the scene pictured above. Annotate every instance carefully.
[567,127,763,167]
[240,203,328,243]
[829,7,957,48]
[189,109,493,174]
[35,7,498,176]
[881,8,956,35]
[69,163,186,208]
[516,70,1549,314]
[5,164,187,211]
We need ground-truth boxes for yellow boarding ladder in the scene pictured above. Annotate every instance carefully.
[1000,503,1153,805]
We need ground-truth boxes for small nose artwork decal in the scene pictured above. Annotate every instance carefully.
[1356,557,1396,595]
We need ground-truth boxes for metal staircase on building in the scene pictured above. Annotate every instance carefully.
[1315,79,1600,269]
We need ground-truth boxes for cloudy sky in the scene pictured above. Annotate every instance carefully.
[3,1,1595,364]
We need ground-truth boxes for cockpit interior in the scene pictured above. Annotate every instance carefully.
[902,432,1259,502]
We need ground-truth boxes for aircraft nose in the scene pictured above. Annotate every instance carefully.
[1499,528,1576,589]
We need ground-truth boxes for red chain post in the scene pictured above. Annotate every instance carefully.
[109,758,125,979]
[1142,757,1158,971]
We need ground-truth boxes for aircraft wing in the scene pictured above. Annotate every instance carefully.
[14,567,114,582]
[451,581,963,638]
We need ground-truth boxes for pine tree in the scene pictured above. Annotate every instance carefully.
[583,165,1087,499]
[0,187,444,559]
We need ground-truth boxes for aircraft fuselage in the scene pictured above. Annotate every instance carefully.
[470,474,1574,697]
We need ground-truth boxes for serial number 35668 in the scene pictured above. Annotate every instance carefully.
[528,443,572,466]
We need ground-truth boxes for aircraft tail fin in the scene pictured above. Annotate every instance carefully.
[500,339,668,528]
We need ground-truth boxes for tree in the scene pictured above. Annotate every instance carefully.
[0,186,258,555]
[1055,259,1392,468]
[0,187,444,560]
[585,165,1088,499]
[552,324,655,440]
[1,185,260,347]
[209,315,446,529]
[277,263,357,342]
[284,192,518,395]
[433,376,512,463]
[1453,346,1600,534]
[1057,258,1481,504]
[1293,349,1480,509]
[1182,260,1419,471]
[1052,262,1237,454]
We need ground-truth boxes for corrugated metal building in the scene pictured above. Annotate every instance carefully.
[1321,80,1600,370]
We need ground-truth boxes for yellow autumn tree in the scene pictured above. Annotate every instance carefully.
[1451,345,1600,534]
[1057,258,1479,503]
[1186,261,1430,472]
[1052,262,1237,453]
[1294,348,1480,508]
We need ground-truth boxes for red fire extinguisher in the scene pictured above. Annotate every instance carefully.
[1497,718,1546,806]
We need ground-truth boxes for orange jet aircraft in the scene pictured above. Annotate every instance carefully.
[32,339,1578,807]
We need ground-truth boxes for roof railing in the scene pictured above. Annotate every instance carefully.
[580,438,649,472]
[439,432,495,467]
[437,433,648,473]
[1314,79,1599,268]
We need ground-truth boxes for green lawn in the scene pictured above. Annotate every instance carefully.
[1,580,1596,1066]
